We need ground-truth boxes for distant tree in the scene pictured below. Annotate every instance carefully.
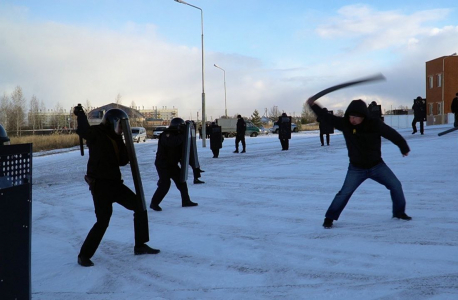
[250,109,262,127]
[0,93,11,129]
[116,93,122,106]
[29,95,40,133]
[10,86,26,136]
[51,102,67,129]
[301,102,316,124]
[268,106,281,121]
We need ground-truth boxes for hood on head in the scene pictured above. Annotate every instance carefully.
[345,99,369,118]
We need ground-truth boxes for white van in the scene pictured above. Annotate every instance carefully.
[131,127,147,143]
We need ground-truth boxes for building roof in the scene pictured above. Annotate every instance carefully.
[87,103,145,119]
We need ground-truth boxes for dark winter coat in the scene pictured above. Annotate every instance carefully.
[451,97,458,114]
[155,128,185,168]
[317,109,334,134]
[236,118,246,136]
[311,100,410,169]
[76,113,128,181]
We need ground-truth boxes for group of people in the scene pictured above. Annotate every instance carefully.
[73,108,198,267]
[74,91,422,267]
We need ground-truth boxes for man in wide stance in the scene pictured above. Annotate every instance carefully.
[307,97,412,228]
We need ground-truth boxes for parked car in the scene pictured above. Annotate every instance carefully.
[258,126,269,135]
[152,126,168,139]
[270,122,298,133]
[131,127,147,143]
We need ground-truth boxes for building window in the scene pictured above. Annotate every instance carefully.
[428,76,434,88]
[437,74,442,87]
[428,103,433,115]
[437,102,442,115]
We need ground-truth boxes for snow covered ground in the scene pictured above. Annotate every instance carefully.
[31,125,458,299]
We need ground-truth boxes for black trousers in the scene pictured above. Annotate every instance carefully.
[320,133,330,145]
[211,148,220,158]
[280,139,289,150]
[235,135,246,151]
[151,164,191,206]
[79,180,149,259]
[412,117,424,133]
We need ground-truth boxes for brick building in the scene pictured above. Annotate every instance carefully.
[425,54,458,123]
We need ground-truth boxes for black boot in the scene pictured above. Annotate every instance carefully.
[393,213,412,220]
[150,204,162,211]
[134,244,160,255]
[78,255,94,267]
[323,218,333,229]
[182,200,198,207]
[194,179,205,184]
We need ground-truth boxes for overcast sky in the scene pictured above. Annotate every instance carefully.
[1,1,457,120]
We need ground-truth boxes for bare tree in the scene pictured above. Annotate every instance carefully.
[39,99,46,129]
[10,86,26,136]
[0,93,11,129]
[301,102,316,124]
[51,102,67,129]
[268,106,281,121]
[116,93,122,107]
[29,95,40,133]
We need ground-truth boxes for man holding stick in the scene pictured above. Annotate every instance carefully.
[307,96,412,228]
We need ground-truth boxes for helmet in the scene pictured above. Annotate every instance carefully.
[0,124,10,145]
[101,109,128,135]
[169,117,185,130]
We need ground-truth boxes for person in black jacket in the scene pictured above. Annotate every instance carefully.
[209,122,223,158]
[234,115,246,153]
[150,118,198,211]
[317,108,333,146]
[307,98,412,228]
[451,93,458,127]
[278,113,292,150]
[74,107,159,267]
[412,96,426,134]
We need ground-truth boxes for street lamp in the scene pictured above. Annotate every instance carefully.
[214,64,227,117]
[174,0,206,146]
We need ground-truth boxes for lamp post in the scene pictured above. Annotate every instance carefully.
[174,0,206,146]
[214,64,227,117]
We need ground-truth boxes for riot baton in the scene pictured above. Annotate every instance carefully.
[438,126,458,136]
[120,118,147,211]
[308,73,386,103]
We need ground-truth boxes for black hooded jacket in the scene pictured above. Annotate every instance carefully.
[311,100,410,169]
[76,112,129,181]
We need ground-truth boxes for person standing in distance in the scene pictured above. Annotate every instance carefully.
[234,115,246,153]
[278,113,292,150]
[412,96,426,135]
[307,97,412,229]
[451,92,458,127]
[150,118,198,211]
[74,107,159,267]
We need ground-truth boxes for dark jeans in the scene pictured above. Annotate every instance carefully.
[235,134,246,151]
[79,180,149,259]
[325,162,406,220]
[150,164,191,206]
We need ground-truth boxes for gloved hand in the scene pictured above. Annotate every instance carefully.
[73,105,85,116]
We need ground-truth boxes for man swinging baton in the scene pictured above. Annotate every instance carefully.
[306,74,412,228]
